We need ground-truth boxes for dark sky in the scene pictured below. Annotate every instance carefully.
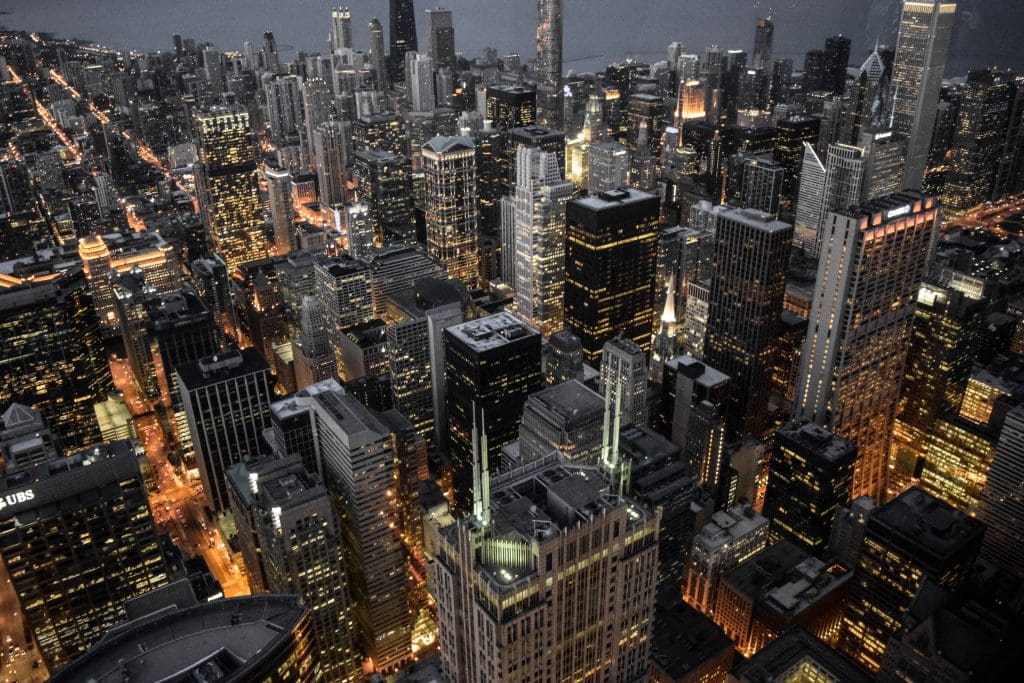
[1,0,1019,75]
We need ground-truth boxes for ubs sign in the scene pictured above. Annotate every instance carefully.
[0,489,35,512]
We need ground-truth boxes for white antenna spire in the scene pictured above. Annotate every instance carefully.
[889,86,898,130]
[480,408,491,528]
[471,401,483,522]
[600,385,612,468]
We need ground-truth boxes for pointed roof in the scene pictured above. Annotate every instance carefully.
[660,274,677,325]
[1,403,37,430]
[422,135,476,156]
[859,47,886,83]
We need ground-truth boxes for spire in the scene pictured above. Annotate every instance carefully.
[660,273,677,325]
[470,402,491,528]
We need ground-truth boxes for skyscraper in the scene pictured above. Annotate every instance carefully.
[484,84,537,132]
[368,17,388,89]
[194,107,267,272]
[763,421,857,555]
[838,488,983,672]
[176,349,274,512]
[313,120,350,208]
[535,0,564,128]
[352,149,415,241]
[752,16,774,71]
[0,442,171,670]
[794,192,940,501]
[703,207,792,439]
[600,336,649,428]
[406,51,435,111]
[586,140,630,194]
[564,188,659,364]
[683,504,770,615]
[444,312,542,514]
[793,142,865,255]
[388,0,418,82]
[330,6,353,52]
[423,135,480,287]
[265,162,296,252]
[509,146,572,337]
[430,459,661,681]
[226,456,360,680]
[889,0,957,189]
[425,7,456,70]
[976,403,1024,577]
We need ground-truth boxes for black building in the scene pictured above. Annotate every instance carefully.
[388,0,418,82]
[484,84,537,132]
[564,188,660,365]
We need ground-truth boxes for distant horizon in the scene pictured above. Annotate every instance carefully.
[2,0,1021,78]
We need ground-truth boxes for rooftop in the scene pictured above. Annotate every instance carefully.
[731,627,872,683]
[777,421,858,464]
[873,487,986,562]
[445,311,540,352]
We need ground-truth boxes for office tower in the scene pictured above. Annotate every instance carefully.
[918,411,999,510]
[732,628,873,683]
[176,349,273,512]
[386,278,464,447]
[838,488,983,672]
[660,355,729,453]
[629,119,657,191]
[352,150,414,242]
[510,147,572,337]
[840,47,891,146]
[366,244,446,319]
[407,52,435,111]
[51,590,321,683]
[859,127,908,201]
[0,442,171,670]
[430,459,661,681]
[194,107,267,272]
[518,379,604,464]
[674,78,706,128]
[275,380,416,670]
[368,17,387,88]
[737,155,784,216]
[112,272,158,398]
[484,84,537,131]
[803,49,827,93]
[315,255,374,371]
[683,504,770,615]
[703,208,791,439]
[202,47,225,94]
[542,328,584,385]
[564,188,659,364]
[422,135,480,287]
[752,17,774,71]
[352,112,404,155]
[586,140,629,193]
[680,278,711,359]
[0,260,110,453]
[535,0,564,128]
[425,7,456,70]
[824,34,852,95]
[345,203,374,261]
[388,0,418,81]
[265,163,296,252]
[264,74,304,147]
[795,193,939,501]
[775,115,822,196]
[600,336,648,428]
[793,142,865,255]
[942,69,1013,216]
[293,296,335,389]
[444,312,542,514]
[263,30,280,72]
[505,125,566,193]
[828,495,876,568]
[331,6,353,51]
[763,422,857,555]
[891,283,983,491]
[976,403,1024,576]
[313,119,350,208]
[889,0,957,189]
[226,457,359,680]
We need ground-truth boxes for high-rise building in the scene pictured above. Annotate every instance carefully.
[838,488,983,672]
[176,349,274,512]
[270,380,418,671]
[51,590,321,683]
[226,456,360,680]
[518,379,604,464]
[752,17,774,71]
[942,69,1013,216]
[889,0,958,189]
[0,442,171,670]
[976,403,1024,577]
[824,34,852,95]
[195,107,267,272]
[430,459,661,681]
[265,163,296,252]
[263,74,304,147]
[600,336,648,428]
[535,0,564,128]
[406,51,435,111]
[0,260,111,454]
[388,0,418,81]
[444,312,542,514]
[366,244,445,319]
[509,147,572,337]
[794,192,940,500]
[703,207,792,438]
[423,135,480,287]
[542,327,585,385]
[683,504,770,616]
[586,140,629,194]
[313,119,350,208]
[763,421,857,555]
[315,255,374,373]
[352,149,414,242]
[564,188,659,364]
[331,6,354,52]
[425,7,456,70]
[793,142,865,255]
[368,17,388,88]
[485,84,537,133]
